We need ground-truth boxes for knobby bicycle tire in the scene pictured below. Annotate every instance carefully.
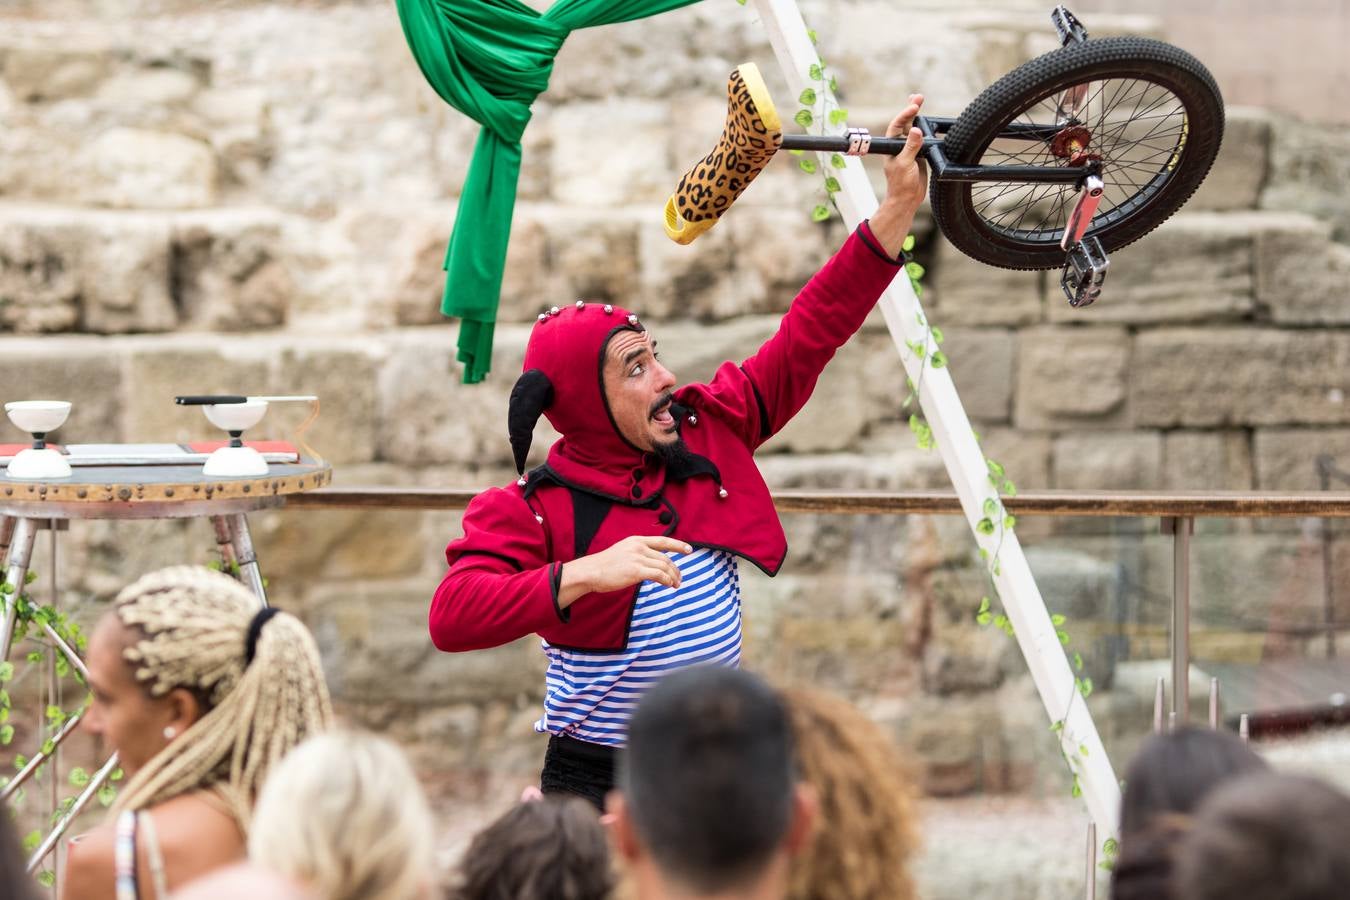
[931,36,1224,271]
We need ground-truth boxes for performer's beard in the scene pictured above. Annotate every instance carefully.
[652,434,694,470]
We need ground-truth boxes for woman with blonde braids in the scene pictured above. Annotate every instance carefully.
[781,686,921,900]
[60,566,333,900]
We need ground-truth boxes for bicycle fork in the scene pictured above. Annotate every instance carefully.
[1060,173,1108,307]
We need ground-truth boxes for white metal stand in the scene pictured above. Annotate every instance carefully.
[751,0,1121,835]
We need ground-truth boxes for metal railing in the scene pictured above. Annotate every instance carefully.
[291,486,1350,730]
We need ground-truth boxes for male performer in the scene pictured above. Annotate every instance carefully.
[430,96,928,808]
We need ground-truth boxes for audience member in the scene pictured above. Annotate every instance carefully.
[781,686,920,900]
[454,795,613,900]
[607,665,814,900]
[248,730,436,900]
[1110,726,1267,900]
[1174,771,1350,900]
[61,566,333,900]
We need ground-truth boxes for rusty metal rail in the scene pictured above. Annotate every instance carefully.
[283,486,1350,518]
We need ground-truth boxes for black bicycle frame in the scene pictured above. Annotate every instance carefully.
[779,114,1086,185]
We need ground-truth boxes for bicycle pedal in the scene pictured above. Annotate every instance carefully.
[1061,236,1108,307]
[1051,6,1090,46]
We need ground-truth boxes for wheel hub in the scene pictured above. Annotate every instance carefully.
[1050,126,1102,167]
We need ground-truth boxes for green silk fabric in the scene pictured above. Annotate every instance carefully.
[396,0,703,382]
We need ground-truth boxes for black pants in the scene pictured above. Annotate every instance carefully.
[540,733,617,812]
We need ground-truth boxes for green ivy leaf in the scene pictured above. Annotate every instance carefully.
[0,582,12,595]
[1003,515,1017,530]
[1074,652,1084,671]
[905,261,926,280]
[798,157,818,174]
[976,612,992,626]
[983,498,998,517]
[987,459,1006,478]
[22,829,41,852]
[69,767,90,787]
[0,724,13,745]
[1057,629,1070,645]
[822,176,840,194]
[902,234,916,252]
[1002,480,1018,498]
[830,152,846,169]
[1050,720,1065,733]
[0,662,12,682]
[798,88,817,106]
[930,326,944,344]
[976,517,996,536]
[1080,743,1090,757]
[24,571,37,584]
[111,767,125,782]
[98,784,117,807]
[1078,677,1095,699]
[977,548,990,561]
[808,63,823,80]
[794,109,814,129]
[828,74,839,93]
[929,351,947,369]
[41,739,55,755]
[810,204,831,222]
[37,870,55,888]
[1072,779,1082,799]
[1051,614,1067,626]
[977,596,991,615]
[14,754,27,770]
[26,651,42,664]
[828,108,849,127]
[788,148,805,157]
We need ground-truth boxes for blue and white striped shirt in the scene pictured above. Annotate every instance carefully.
[533,547,742,747]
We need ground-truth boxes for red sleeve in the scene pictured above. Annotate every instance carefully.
[683,222,903,448]
[429,487,565,652]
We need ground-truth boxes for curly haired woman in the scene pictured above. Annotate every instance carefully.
[781,686,921,900]
[60,566,332,900]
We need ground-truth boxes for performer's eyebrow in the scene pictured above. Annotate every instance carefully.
[623,344,650,366]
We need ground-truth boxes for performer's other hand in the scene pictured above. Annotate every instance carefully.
[558,535,693,609]
[870,93,928,256]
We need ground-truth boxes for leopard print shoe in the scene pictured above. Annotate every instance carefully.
[664,62,783,245]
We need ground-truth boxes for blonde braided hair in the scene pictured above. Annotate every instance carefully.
[108,566,333,826]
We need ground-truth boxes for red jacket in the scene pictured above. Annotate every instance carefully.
[431,223,903,652]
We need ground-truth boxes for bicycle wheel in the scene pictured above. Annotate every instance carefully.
[930,36,1224,270]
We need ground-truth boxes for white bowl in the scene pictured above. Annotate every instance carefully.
[203,400,268,433]
[5,400,72,435]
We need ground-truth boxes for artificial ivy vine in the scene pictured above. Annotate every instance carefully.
[1,571,121,887]
[731,0,1107,836]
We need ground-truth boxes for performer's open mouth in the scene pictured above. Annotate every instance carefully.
[650,393,676,428]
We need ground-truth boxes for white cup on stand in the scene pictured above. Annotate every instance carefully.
[4,401,73,479]
[201,400,270,477]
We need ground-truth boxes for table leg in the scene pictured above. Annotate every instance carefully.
[228,514,267,607]
[1,517,38,662]
[211,515,238,571]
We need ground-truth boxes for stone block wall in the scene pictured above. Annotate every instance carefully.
[3,0,1349,809]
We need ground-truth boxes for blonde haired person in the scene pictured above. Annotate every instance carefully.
[61,566,333,900]
[248,730,437,900]
[781,686,921,900]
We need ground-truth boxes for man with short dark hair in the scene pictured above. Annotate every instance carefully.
[1175,772,1350,900]
[608,666,813,900]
